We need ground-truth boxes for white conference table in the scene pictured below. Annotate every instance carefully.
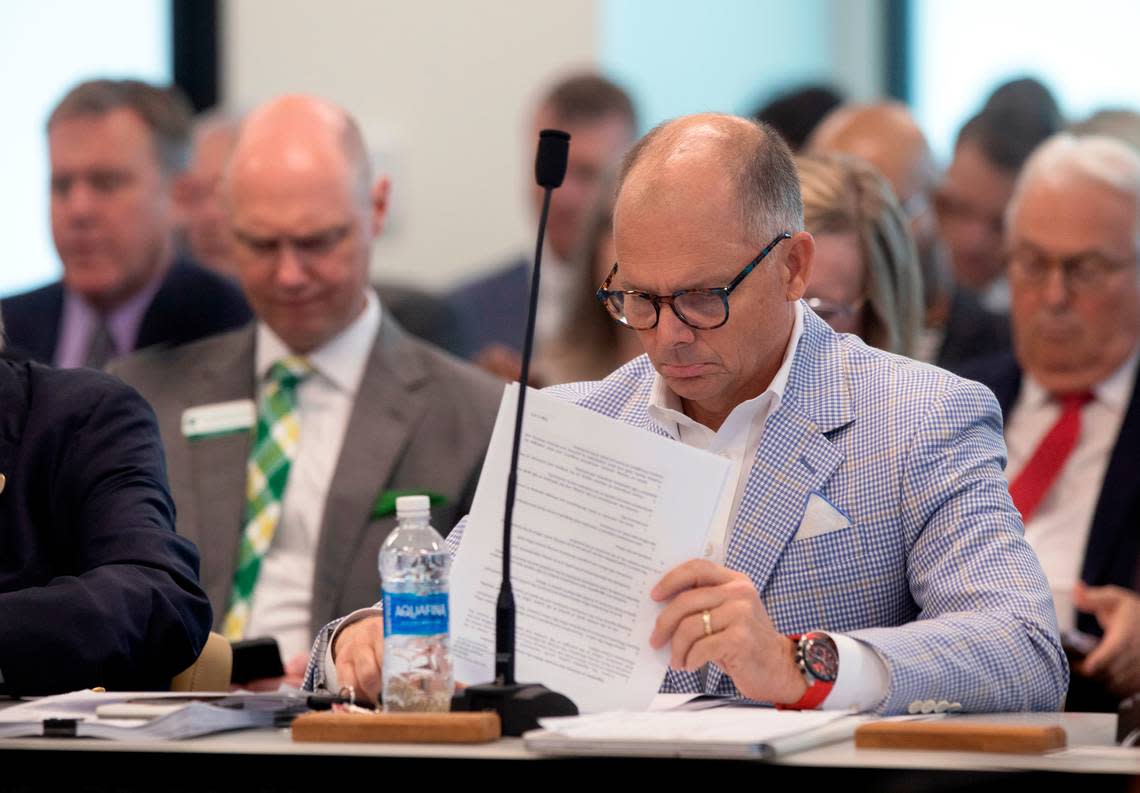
[0,711,1134,789]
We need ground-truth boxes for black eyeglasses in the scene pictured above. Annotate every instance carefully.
[595,232,791,330]
[1005,242,1137,292]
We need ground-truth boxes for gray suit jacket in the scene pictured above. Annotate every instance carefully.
[111,313,503,640]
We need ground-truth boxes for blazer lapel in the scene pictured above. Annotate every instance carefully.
[706,309,851,693]
[184,329,257,625]
[1082,363,1140,588]
[309,317,430,634]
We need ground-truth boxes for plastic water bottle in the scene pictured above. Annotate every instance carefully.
[379,495,454,712]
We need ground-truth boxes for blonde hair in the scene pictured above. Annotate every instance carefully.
[797,152,923,357]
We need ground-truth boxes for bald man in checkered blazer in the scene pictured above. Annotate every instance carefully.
[307,114,1066,715]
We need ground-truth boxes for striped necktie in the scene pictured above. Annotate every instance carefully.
[221,356,313,641]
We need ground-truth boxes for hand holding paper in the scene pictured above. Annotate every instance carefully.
[649,559,807,704]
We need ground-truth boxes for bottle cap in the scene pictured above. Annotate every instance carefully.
[395,494,431,518]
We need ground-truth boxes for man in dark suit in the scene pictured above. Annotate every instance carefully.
[0,79,249,367]
[448,73,637,365]
[0,316,212,695]
[112,95,501,685]
[809,102,1010,373]
[963,132,1140,711]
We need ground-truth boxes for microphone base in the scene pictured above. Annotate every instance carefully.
[451,682,578,737]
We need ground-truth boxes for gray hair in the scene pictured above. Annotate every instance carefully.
[1008,132,1140,239]
[617,114,804,244]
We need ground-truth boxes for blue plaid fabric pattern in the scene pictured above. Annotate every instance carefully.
[306,306,1067,713]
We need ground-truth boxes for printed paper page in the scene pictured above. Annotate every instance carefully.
[450,385,731,713]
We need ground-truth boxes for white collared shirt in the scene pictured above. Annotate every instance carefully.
[1005,348,1139,632]
[647,302,803,562]
[244,289,381,660]
[647,301,888,711]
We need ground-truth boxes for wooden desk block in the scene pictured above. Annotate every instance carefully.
[292,711,501,744]
[855,721,1067,754]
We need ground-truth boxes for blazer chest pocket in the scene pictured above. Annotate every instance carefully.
[769,526,867,598]
[783,526,859,571]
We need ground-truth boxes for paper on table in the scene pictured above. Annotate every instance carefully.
[526,706,865,759]
[535,708,852,742]
[0,690,284,740]
[450,384,732,714]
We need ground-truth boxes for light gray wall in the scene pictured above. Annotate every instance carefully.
[224,0,598,292]
[223,1,886,293]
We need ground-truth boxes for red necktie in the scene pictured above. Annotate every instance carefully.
[1009,391,1094,523]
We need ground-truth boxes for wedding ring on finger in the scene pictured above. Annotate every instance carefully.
[701,609,713,637]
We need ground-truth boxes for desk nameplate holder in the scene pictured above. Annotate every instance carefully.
[291,711,501,744]
[855,721,1067,754]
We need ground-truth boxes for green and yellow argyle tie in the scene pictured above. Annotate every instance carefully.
[221,356,313,641]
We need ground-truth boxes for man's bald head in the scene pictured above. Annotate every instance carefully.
[226,94,372,209]
[617,113,803,245]
[809,102,936,205]
[609,113,814,430]
[223,94,389,354]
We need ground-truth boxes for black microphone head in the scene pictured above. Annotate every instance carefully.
[535,129,571,189]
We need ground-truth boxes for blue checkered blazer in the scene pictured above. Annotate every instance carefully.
[306,307,1067,714]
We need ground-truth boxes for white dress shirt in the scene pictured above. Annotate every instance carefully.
[646,302,888,711]
[1005,348,1139,633]
[244,290,381,660]
[980,277,1011,313]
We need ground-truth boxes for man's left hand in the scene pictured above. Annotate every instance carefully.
[1075,582,1140,698]
[649,559,808,704]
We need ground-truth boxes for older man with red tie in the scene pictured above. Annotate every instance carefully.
[965,133,1140,711]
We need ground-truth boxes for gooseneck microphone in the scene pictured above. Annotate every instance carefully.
[451,130,578,735]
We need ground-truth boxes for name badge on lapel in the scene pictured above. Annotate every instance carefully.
[181,400,256,441]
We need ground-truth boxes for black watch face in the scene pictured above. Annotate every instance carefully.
[803,634,839,683]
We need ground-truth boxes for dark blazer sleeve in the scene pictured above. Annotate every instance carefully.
[0,368,213,695]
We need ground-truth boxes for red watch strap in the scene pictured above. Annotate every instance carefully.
[777,633,836,711]
[779,678,834,710]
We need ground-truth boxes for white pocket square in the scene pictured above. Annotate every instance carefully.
[793,493,851,541]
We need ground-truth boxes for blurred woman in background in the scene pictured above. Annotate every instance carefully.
[542,181,643,384]
[798,152,923,357]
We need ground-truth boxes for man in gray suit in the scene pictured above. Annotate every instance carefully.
[113,95,502,683]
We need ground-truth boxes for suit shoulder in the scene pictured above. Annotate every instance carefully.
[544,355,656,414]
[448,256,528,303]
[1,282,63,344]
[156,260,252,321]
[838,335,1003,423]
[111,327,248,387]
[955,351,1020,391]
[25,361,151,425]
[404,335,505,411]
[1,281,63,311]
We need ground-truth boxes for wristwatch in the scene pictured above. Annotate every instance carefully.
[778,631,838,710]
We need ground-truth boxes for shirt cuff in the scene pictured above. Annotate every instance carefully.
[323,607,383,692]
[819,633,889,712]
